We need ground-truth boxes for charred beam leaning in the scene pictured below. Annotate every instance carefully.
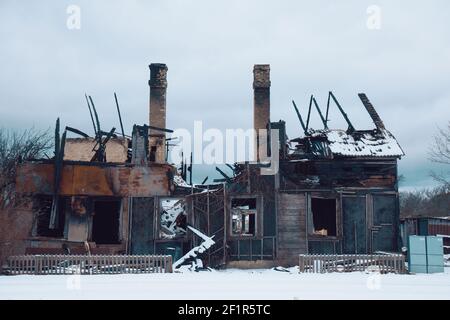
[358,93,386,130]
[215,166,232,183]
[85,93,97,135]
[65,126,89,138]
[91,127,116,162]
[312,96,328,129]
[49,118,66,229]
[328,91,355,133]
[225,163,235,175]
[148,125,173,133]
[114,92,126,138]
[306,94,313,132]
[292,100,308,135]
[325,91,331,123]
[188,152,193,186]
[88,95,102,137]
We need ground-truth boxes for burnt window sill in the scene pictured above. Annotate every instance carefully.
[228,234,259,240]
[28,236,67,242]
[308,235,340,241]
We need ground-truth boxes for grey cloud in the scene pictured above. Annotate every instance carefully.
[0,0,449,186]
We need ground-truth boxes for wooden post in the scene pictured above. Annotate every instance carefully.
[167,256,173,273]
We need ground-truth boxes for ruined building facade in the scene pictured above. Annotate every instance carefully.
[0,63,404,268]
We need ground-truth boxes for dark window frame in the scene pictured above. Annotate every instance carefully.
[229,196,260,239]
[308,196,338,238]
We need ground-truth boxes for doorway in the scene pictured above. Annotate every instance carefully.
[92,199,121,244]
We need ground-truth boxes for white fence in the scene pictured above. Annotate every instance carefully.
[6,254,173,275]
[299,254,406,274]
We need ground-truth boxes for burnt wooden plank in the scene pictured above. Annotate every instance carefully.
[278,216,305,222]
[130,197,155,254]
[277,193,307,263]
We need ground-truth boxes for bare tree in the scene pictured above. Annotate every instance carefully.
[399,189,426,218]
[429,121,450,187]
[400,185,449,218]
[0,128,53,208]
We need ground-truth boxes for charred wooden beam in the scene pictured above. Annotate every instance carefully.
[88,95,102,138]
[358,93,385,130]
[91,127,116,162]
[148,125,174,133]
[65,126,89,138]
[114,92,126,138]
[291,100,308,135]
[328,91,355,133]
[215,166,232,183]
[325,91,331,123]
[97,130,118,138]
[180,151,184,179]
[85,93,97,136]
[225,163,235,174]
[54,118,60,160]
[312,96,328,129]
[189,152,193,186]
[306,94,313,132]
[183,159,187,182]
[49,120,66,229]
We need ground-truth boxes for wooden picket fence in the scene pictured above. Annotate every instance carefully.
[299,254,406,274]
[5,255,173,275]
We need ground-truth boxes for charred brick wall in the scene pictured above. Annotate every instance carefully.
[64,138,128,163]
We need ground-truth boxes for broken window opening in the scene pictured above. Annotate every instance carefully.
[91,199,121,244]
[160,198,187,239]
[34,195,66,238]
[310,198,337,237]
[149,146,157,162]
[231,198,257,236]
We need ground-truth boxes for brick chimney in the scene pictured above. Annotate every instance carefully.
[148,63,168,163]
[253,64,271,161]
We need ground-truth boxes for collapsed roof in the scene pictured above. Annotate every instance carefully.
[325,129,403,157]
[293,128,404,158]
[289,92,404,159]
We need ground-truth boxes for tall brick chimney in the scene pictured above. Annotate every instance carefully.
[253,64,271,161]
[148,63,168,163]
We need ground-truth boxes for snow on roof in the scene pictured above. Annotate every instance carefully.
[322,129,404,158]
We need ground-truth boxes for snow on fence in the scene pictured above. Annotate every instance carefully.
[5,254,173,275]
[299,254,406,274]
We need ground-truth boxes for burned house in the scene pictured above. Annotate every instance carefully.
[185,65,404,267]
[2,63,176,260]
[1,63,404,269]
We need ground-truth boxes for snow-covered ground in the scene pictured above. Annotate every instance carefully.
[1,266,450,300]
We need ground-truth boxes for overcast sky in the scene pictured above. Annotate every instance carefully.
[0,0,449,189]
